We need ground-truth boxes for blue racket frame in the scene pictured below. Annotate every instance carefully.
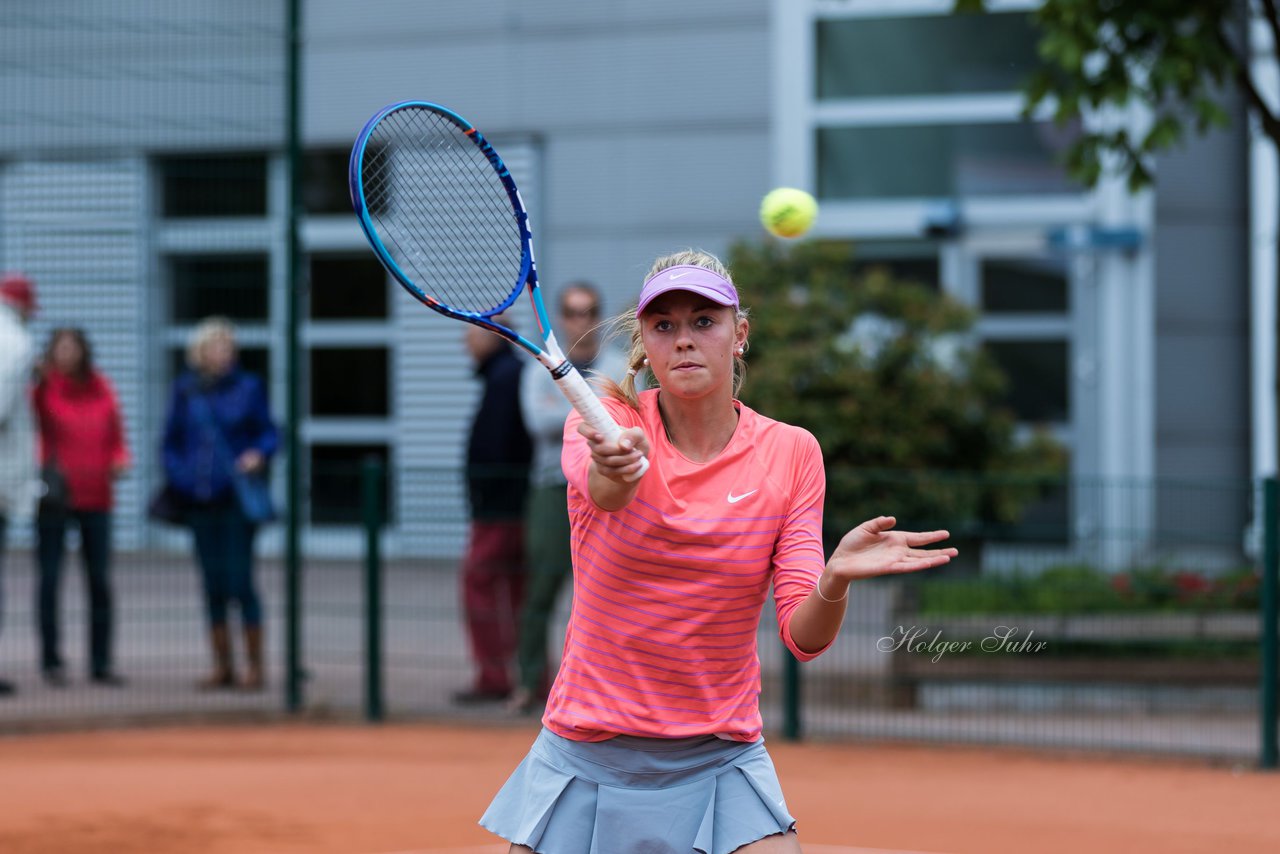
[348,99,649,479]
[348,100,554,356]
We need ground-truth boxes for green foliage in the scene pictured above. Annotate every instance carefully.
[729,239,1065,546]
[918,563,1261,615]
[1023,564,1128,612]
[956,0,1256,190]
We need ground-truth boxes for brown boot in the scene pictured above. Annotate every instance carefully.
[241,626,265,691]
[198,625,236,690]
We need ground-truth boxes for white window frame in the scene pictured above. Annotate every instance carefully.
[773,0,1156,568]
[299,165,397,543]
[149,153,283,552]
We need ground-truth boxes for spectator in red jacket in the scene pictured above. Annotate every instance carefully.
[33,328,130,686]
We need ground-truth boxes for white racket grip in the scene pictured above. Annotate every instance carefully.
[553,366,650,482]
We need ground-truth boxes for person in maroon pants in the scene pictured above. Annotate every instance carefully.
[455,321,532,705]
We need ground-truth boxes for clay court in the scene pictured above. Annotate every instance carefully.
[1,720,1278,853]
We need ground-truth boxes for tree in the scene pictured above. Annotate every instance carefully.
[953,0,1267,191]
[729,240,1064,554]
[955,0,1279,523]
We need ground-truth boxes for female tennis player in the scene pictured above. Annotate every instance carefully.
[480,249,956,853]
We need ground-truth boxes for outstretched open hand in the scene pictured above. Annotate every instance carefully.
[827,516,956,582]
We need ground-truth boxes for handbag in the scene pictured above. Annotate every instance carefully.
[37,460,69,518]
[147,482,188,525]
[231,470,276,524]
[191,390,276,525]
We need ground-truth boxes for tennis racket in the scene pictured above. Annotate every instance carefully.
[349,101,647,479]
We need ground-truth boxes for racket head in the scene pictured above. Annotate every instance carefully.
[349,101,548,352]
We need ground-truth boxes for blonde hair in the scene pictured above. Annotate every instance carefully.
[602,249,749,409]
[186,315,238,373]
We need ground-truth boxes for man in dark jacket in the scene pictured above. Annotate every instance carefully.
[455,322,532,704]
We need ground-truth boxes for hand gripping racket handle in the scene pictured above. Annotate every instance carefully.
[554,366,650,482]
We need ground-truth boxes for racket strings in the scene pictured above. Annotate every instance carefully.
[366,111,520,293]
[361,109,525,315]
[365,116,519,312]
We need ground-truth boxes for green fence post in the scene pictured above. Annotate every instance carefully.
[782,650,801,741]
[283,0,304,716]
[363,457,385,723]
[1263,477,1278,769]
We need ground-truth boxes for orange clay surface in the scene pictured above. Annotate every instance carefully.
[1,721,1279,853]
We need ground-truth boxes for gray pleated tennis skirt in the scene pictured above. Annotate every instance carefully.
[479,727,796,854]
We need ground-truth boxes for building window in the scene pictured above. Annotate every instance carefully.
[309,253,388,319]
[309,443,392,524]
[981,258,1069,314]
[780,2,1133,555]
[168,254,270,322]
[304,149,355,216]
[158,154,268,217]
[852,242,941,291]
[306,143,389,216]
[818,122,1078,200]
[994,453,1072,545]
[303,242,397,528]
[816,13,1040,99]
[309,348,390,416]
[984,339,1070,423]
[155,151,278,543]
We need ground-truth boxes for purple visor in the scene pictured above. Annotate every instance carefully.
[636,265,739,317]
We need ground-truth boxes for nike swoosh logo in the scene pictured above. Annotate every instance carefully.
[669,271,693,280]
[727,489,758,504]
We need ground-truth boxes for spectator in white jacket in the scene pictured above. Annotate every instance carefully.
[0,272,38,697]
[509,282,628,714]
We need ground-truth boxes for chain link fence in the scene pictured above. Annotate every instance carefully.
[2,3,1276,766]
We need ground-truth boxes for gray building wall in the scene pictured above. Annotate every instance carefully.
[304,1,775,554]
[0,1,1260,559]
[305,0,773,313]
[1,1,286,549]
[1,0,284,154]
[1152,94,1251,544]
[3,1,777,554]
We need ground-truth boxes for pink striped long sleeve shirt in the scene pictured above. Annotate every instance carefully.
[543,390,831,743]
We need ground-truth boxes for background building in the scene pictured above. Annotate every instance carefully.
[0,0,1258,567]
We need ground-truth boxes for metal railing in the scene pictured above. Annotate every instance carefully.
[1,464,1275,768]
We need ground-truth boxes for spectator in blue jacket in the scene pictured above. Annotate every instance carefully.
[162,316,278,691]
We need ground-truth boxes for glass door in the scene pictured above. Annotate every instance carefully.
[948,237,1094,552]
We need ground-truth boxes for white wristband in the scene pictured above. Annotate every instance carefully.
[815,578,848,604]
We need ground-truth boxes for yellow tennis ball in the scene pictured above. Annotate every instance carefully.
[760,187,818,238]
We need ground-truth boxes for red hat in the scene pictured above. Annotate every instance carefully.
[0,272,37,315]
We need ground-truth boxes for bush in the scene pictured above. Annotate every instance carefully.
[729,239,1065,547]
[917,564,1260,615]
